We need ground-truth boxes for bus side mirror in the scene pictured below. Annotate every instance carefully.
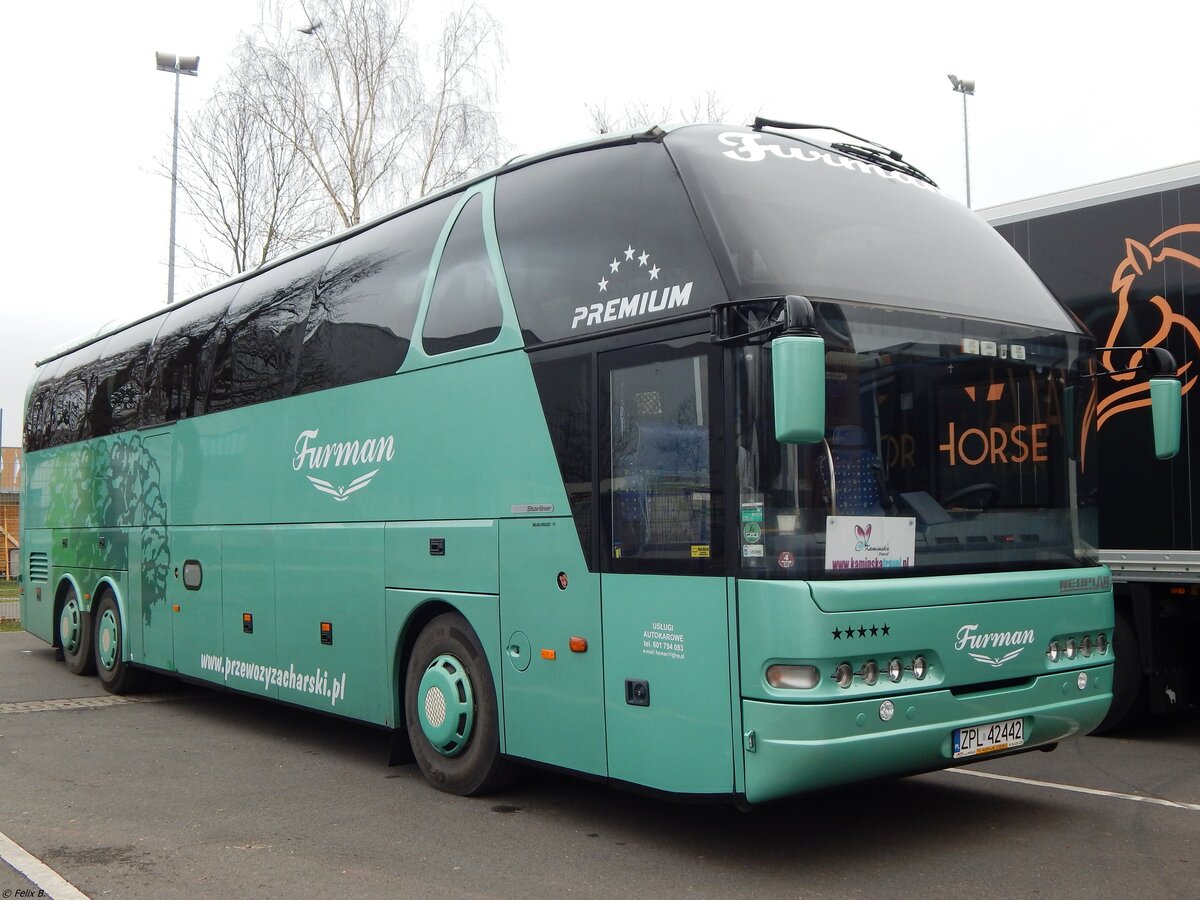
[773,334,826,444]
[1149,377,1181,460]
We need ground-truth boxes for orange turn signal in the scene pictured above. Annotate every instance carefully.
[569,636,588,653]
[540,648,557,660]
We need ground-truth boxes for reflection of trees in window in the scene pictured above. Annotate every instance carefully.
[297,195,455,393]
[209,248,335,413]
[147,287,237,422]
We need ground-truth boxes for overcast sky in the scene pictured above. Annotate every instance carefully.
[2,0,1199,446]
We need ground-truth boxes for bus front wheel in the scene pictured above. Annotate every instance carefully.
[58,585,96,676]
[404,612,514,796]
[93,593,148,695]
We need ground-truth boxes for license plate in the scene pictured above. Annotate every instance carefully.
[953,717,1024,758]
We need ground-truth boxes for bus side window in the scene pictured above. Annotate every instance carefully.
[208,247,336,413]
[145,284,238,423]
[421,194,502,356]
[602,343,721,570]
[297,194,457,395]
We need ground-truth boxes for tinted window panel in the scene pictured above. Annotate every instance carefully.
[422,194,502,356]
[531,352,594,567]
[146,285,239,422]
[24,356,67,451]
[87,316,163,436]
[495,142,726,345]
[209,248,335,412]
[298,195,456,394]
[666,125,1075,332]
[39,342,107,448]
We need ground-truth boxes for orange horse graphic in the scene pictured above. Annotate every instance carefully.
[1083,224,1200,450]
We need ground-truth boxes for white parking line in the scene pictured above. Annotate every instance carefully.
[947,767,1200,811]
[0,831,89,900]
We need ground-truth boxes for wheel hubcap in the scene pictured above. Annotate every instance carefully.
[97,608,119,670]
[59,597,81,653]
[417,654,475,757]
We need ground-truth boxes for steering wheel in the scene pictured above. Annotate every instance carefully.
[941,483,1000,509]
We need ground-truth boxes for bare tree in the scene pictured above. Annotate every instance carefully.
[175,77,332,281]
[240,0,504,228]
[586,91,732,134]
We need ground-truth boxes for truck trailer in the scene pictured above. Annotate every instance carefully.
[983,162,1200,730]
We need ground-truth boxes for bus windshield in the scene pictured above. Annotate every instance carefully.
[734,301,1099,579]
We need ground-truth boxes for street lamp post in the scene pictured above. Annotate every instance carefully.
[947,74,975,207]
[155,51,200,306]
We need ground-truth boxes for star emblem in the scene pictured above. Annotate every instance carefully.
[597,277,608,292]
[609,258,621,274]
[638,251,649,266]
[857,626,867,638]
[624,244,636,261]
[648,265,660,280]
[882,624,891,636]
[844,627,853,639]
[832,628,842,640]
[870,625,879,636]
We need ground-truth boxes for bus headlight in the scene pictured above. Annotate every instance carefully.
[1048,641,1061,662]
[1081,635,1093,657]
[888,658,903,683]
[1097,633,1109,655]
[912,656,928,680]
[861,660,879,686]
[1065,639,1077,661]
[834,662,854,689]
[766,664,820,690]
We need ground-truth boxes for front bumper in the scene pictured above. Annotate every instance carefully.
[742,664,1110,803]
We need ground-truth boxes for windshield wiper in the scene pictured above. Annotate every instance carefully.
[751,116,938,189]
[829,142,938,188]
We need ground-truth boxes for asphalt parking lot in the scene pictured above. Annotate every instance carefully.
[1,629,1197,899]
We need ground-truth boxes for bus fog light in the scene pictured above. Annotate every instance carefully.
[1065,639,1077,660]
[879,700,895,722]
[887,658,903,683]
[834,662,854,689]
[1048,641,1061,662]
[912,656,928,680]
[1077,672,1088,690]
[766,664,820,690]
[1081,635,1093,657]
[1097,633,1109,655]
[862,660,879,686]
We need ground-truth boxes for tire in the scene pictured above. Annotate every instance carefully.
[93,592,148,695]
[1092,608,1145,734]
[58,584,96,676]
[404,612,514,796]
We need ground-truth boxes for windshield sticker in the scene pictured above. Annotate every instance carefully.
[826,516,915,570]
[569,244,694,331]
[717,131,939,192]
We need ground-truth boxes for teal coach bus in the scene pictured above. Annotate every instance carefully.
[18,121,1181,804]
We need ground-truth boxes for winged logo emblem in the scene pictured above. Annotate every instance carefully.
[306,469,379,502]
[968,648,1025,668]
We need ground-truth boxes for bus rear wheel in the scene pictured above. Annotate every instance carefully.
[59,585,96,676]
[93,593,148,695]
[404,612,514,796]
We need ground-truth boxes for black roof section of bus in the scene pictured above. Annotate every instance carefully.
[35,125,672,369]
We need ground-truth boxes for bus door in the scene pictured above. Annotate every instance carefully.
[598,340,736,795]
[499,521,606,777]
